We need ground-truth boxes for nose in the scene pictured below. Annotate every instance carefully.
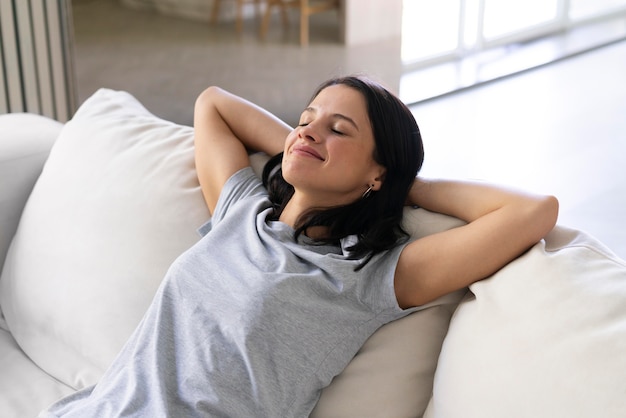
[298,123,320,143]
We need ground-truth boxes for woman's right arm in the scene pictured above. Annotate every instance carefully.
[194,86,292,214]
[395,177,559,308]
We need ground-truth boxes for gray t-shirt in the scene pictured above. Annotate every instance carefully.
[43,167,417,417]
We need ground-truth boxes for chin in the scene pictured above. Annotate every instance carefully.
[281,159,311,184]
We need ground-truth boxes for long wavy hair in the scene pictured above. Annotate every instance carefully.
[262,76,424,269]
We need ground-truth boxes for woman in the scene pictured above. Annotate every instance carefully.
[42,76,558,417]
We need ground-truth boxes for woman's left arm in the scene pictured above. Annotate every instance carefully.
[395,178,559,308]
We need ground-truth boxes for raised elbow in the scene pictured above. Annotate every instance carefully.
[195,86,222,110]
[534,194,560,237]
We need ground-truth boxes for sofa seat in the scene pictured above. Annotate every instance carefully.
[0,327,74,416]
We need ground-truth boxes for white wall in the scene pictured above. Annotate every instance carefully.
[341,0,403,45]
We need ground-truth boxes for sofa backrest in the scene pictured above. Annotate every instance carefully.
[0,113,61,275]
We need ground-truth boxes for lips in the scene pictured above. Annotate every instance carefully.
[292,144,324,161]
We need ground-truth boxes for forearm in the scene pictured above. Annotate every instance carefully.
[195,86,291,156]
[396,177,558,308]
[408,177,558,226]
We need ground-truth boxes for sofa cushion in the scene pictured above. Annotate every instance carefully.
[0,328,74,418]
[0,88,466,417]
[0,114,62,308]
[423,226,626,418]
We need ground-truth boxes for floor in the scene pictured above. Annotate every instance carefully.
[70,0,626,259]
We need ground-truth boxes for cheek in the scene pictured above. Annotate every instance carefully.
[280,157,300,187]
[333,141,374,165]
[284,131,297,151]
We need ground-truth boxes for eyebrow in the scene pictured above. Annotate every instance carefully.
[303,107,360,131]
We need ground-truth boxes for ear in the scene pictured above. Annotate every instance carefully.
[370,166,386,191]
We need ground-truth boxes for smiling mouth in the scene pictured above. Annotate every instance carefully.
[293,146,324,160]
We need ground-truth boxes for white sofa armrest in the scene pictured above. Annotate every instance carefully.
[0,113,63,272]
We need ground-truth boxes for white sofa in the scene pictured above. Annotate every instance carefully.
[1,89,625,418]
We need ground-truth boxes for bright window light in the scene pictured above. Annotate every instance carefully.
[483,0,559,40]
[570,0,626,21]
[401,0,626,67]
[401,0,461,63]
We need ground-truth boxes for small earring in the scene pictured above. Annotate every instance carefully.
[362,184,374,199]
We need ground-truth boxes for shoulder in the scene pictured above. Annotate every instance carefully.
[349,241,410,313]
[221,167,265,199]
[208,168,268,225]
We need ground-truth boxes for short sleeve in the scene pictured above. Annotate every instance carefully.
[355,237,440,320]
[197,167,266,236]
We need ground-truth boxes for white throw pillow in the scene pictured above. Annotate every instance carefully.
[0,89,210,389]
[424,226,626,418]
[1,88,466,417]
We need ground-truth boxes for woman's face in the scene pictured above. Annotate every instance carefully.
[282,84,385,207]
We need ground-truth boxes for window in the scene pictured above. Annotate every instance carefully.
[401,0,460,62]
[483,0,559,40]
[570,0,626,21]
[399,0,626,103]
[401,0,626,66]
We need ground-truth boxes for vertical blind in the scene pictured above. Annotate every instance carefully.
[0,0,76,122]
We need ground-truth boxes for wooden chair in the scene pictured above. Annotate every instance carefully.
[211,0,262,34]
[260,0,340,46]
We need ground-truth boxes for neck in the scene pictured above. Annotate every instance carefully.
[278,193,330,239]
